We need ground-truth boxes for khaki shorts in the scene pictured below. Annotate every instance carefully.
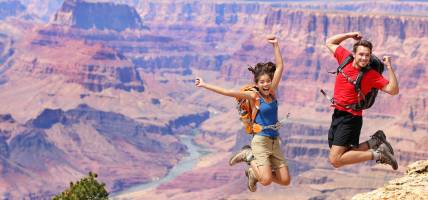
[251,135,288,169]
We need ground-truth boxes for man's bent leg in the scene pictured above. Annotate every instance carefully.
[351,141,369,151]
[354,131,394,154]
[329,145,373,168]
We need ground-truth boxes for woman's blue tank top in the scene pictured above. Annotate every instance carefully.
[254,97,279,138]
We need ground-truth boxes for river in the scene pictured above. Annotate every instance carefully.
[111,134,204,198]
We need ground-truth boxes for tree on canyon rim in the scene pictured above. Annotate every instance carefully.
[53,171,109,200]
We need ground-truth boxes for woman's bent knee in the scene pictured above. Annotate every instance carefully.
[259,177,273,186]
[280,178,291,186]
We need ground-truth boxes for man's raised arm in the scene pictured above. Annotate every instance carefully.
[326,32,362,53]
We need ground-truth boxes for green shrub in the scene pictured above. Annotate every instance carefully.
[53,172,109,200]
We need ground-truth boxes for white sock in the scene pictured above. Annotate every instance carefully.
[370,149,380,160]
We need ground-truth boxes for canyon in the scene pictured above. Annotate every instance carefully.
[0,0,427,199]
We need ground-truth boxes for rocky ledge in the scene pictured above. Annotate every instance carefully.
[352,160,428,200]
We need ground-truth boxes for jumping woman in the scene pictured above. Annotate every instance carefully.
[195,36,290,192]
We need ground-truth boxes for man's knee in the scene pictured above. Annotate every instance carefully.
[329,146,348,168]
[329,156,342,168]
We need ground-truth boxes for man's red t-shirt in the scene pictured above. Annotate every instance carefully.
[333,46,389,116]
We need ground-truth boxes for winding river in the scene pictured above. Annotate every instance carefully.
[111,134,204,198]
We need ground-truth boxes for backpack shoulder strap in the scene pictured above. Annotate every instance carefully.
[251,90,260,121]
[354,66,371,93]
[336,54,354,74]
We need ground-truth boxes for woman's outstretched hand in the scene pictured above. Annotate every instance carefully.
[267,35,278,44]
[195,77,205,88]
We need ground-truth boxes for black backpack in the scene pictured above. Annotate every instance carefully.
[322,54,385,111]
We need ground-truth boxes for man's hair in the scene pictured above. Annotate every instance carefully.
[353,40,373,54]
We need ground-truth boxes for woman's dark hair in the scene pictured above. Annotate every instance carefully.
[248,62,276,83]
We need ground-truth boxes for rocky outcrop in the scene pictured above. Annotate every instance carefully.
[0,33,15,76]
[9,25,145,92]
[0,1,25,20]
[0,114,15,123]
[9,129,68,171]
[53,0,146,31]
[352,160,428,200]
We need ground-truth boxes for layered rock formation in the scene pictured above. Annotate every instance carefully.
[0,33,15,76]
[9,26,145,93]
[352,160,428,200]
[0,1,25,20]
[274,1,428,17]
[52,0,146,31]
[0,0,427,199]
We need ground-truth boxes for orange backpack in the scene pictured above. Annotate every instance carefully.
[236,85,285,134]
[236,85,262,134]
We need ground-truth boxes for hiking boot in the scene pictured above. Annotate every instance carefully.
[245,168,258,192]
[229,145,253,166]
[376,143,398,170]
[368,130,394,155]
